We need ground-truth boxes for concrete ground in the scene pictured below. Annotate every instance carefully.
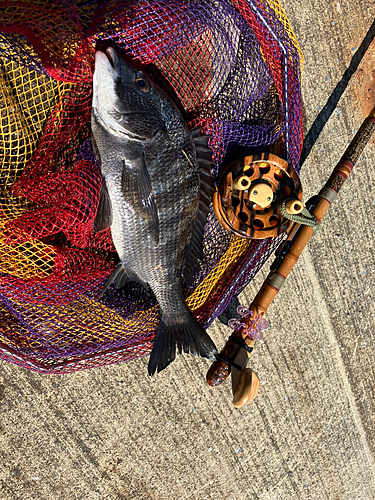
[1,1,375,499]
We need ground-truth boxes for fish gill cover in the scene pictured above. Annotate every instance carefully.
[0,0,303,373]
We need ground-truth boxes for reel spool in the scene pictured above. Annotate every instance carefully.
[213,153,302,239]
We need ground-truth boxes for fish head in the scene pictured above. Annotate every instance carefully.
[92,47,167,142]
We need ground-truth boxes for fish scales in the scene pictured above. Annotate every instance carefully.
[91,48,217,374]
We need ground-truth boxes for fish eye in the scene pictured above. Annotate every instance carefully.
[135,76,150,93]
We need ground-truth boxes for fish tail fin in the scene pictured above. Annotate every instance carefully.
[148,310,218,375]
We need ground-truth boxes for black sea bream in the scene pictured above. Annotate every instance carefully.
[91,48,217,374]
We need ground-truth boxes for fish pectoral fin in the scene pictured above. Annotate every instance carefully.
[94,176,113,232]
[121,158,160,245]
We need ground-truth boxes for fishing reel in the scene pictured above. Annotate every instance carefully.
[213,153,303,239]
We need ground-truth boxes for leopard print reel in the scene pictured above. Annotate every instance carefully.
[213,153,302,239]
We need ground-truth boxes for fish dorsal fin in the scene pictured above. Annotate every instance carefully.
[193,134,211,148]
[193,130,215,173]
[94,176,113,232]
[183,129,216,287]
[121,156,160,245]
[182,214,206,288]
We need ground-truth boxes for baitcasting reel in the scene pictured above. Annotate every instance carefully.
[213,153,303,239]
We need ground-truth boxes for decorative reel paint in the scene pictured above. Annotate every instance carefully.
[213,153,302,239]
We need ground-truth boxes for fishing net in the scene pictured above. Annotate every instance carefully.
[0,0,303,373]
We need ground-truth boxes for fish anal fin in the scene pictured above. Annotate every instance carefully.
[94,177,113,232]
[101,263,130,297]
[101,262,146,297]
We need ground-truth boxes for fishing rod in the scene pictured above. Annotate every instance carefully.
[206,103,375,408]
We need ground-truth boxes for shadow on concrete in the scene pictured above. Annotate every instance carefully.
[300,17,375,166]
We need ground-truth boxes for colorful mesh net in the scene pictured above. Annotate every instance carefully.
[0,0,303,373]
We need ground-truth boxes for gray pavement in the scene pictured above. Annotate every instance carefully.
[1,1,375,499]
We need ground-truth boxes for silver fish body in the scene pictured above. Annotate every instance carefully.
[91,48,217,374]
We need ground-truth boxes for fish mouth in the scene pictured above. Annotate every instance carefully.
[94,47,120,74]
[105,47,117,69]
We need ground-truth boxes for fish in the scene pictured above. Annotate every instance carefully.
[91,47,218,375]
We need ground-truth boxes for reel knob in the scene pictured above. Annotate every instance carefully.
[285,199,304,214]
[233,175,251,191]
[213,153,302,239]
